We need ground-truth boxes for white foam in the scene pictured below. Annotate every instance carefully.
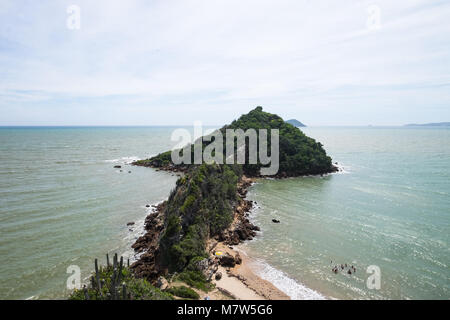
[105,156,141,164]
[333,162,350,175]
[252,259,327,300]
[240,199,326,300]
[122,200,165,263]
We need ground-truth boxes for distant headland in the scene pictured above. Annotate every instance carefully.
[286,119,306,127]
[405,122,450,127]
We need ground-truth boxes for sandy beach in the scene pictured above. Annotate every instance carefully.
[203,242,290,300]
[200,176,290,300]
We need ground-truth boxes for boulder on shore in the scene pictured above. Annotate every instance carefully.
[235,253,242,265]
[219,253,236,268]
[156,276,169,290]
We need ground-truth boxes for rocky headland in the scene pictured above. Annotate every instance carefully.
[128,107,337,299]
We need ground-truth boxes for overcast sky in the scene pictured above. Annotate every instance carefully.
[0,0,449,126]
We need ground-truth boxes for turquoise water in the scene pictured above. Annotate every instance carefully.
[0,127,179,299]
[0,126,449,299]
[243,127,450,300]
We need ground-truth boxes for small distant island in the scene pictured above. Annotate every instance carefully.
[286,119,306,127]
[405,122,450,127]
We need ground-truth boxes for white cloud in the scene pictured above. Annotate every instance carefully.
[0,0,449,125]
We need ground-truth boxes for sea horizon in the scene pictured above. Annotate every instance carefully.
[2,125,449,130]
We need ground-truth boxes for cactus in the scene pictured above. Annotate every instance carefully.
[113,253,118,270]
[110,267,117,300]
[122,283,127,300]
[83,253,133,300]
[70,252,175,301]
[83,285,90,300]
[118,256,123,284]
[94,258,98,278]
[94,258,103,297]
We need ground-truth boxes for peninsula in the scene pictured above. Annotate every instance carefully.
[70,107,336,300]
[130,107,336,298]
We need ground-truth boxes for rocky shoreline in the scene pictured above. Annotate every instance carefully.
[215,176,260,245]
[130,201,166,280]
[128,107,340,299]
[129,161,342,299]
[129,172,291,300]
[132,159,189,174]
[132,159,339,179]
[129,174,261,284]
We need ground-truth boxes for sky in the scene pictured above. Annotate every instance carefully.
[0,0,449,126]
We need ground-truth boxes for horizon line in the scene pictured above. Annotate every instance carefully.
[0,124,444,128]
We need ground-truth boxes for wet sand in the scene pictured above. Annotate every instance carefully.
[208,243,290,300]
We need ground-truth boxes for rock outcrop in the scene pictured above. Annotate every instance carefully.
[130,175,259,284]
[216,177,260,246]
[156,276,169,290]
[219,253,236,268]
[195,257,220,281]
[130,202,166,281]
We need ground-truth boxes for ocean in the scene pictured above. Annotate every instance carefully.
[0,126,449,299]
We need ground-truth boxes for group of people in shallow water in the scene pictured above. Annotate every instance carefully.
[331,261,356,275]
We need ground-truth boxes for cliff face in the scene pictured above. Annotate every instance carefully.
[131,107,337,283]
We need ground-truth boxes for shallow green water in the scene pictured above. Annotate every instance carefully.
[0,127,179,299]
[243,127,450,299]
[0,126,448,299]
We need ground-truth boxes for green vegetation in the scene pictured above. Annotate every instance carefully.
[225,107,332,176]
[136,106,334,177]
[133,150,173,167]
[69,254,174,300]
[160,163,241,273]
[127,107,336,293]
[175,270,214,292]
[166,285,200,299]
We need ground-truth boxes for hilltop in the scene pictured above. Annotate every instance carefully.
[134,107,335,177]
